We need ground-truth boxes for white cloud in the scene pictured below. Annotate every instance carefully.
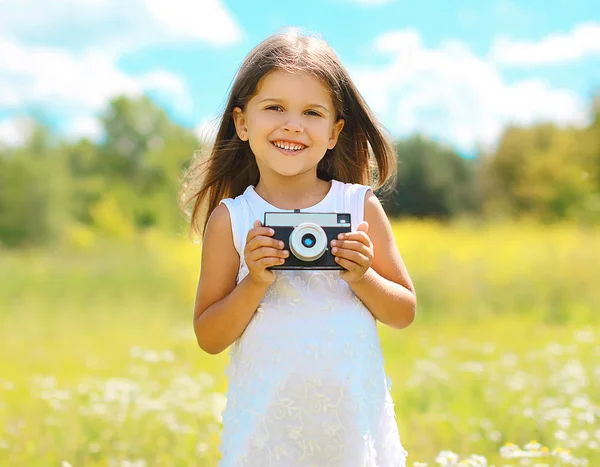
[0,0,243,52]
[0,116,36,147]
[139,70,194,115]
[0,36,190,115]
[64,115,104,142]
[144,0,242,46]
[491,22,600,66]
[0,0,241,144]
[350,29,588,153]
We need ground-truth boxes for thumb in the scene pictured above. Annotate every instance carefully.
[357,221,369,233]
[254,220,262,229]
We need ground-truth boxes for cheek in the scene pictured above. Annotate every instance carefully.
[251,112,279,131]
[307,120,333,141]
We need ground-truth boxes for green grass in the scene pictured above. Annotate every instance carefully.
[0,221,598,466]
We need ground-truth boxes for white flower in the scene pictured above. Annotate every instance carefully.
[435,450,459,466]
[555,430,569,440]
[196,442,209,454]
[464,454,488,467]
[500,443,520,459]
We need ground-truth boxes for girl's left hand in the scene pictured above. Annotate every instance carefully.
[330,221,373,284]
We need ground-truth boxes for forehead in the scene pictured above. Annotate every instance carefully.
[251,69,333,107]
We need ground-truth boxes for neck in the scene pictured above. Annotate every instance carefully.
[254,171,332,210]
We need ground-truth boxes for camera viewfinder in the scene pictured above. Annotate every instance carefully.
[337,214,351,224]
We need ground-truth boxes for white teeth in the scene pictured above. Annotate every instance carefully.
[274,141,304,151]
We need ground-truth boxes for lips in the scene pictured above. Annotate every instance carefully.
[271,140,307,151]
[271,140,308,155]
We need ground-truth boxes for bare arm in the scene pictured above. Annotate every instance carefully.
[335,190,417,329]
[348,269,416,329]
[193,204,287,355]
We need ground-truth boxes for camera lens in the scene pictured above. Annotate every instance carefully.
[301,233,316,248]
[289,222,327,262]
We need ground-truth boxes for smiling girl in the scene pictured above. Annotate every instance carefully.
[180,27,416,467]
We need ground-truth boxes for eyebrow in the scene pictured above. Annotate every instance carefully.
[258,98,330,113]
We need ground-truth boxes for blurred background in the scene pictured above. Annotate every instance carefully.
[1,1,599,466]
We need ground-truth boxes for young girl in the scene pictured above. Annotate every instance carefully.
[181,27,417,467]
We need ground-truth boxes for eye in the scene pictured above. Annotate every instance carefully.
[265,105,283,111]
[305,110,322,117]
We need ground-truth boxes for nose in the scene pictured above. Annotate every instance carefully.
[283,117,303,133]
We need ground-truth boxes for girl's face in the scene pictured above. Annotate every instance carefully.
[233,70,344,180]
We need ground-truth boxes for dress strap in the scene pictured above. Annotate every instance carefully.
[342,183,372,231]
[219,197,251,260]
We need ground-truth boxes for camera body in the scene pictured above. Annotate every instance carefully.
[264,210,352,270]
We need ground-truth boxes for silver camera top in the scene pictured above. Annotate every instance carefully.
[264,212,351,227]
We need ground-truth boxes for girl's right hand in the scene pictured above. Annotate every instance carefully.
[244,220,289,286]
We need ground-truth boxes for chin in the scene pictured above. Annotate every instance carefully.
[273,170,304,178]
[267,163,311,178]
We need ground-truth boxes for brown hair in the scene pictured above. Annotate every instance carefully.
[179,27,397,239]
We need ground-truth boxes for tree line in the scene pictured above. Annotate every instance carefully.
[1,93,599,248]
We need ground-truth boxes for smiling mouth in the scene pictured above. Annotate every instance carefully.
[271,141,308,155]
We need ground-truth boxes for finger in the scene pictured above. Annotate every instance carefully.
[331,239,371,255]
[357,221,369,233]
[260,256,286,268]
[334,256,357,271]
[247,246,289,262]
[337,231,372,248]
[332,248,370,266]
[246,224,275,244]
[248,220,264,239]
[246,235,284,253]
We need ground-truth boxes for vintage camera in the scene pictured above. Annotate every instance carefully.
[264,210,352,270]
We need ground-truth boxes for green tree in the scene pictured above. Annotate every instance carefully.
[381,135,478,219]
[97,96,199,232]
[61,138,107,226]
[479,121,598,223]
[0,124,69,247]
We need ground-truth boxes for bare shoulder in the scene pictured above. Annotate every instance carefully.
[193,203,240,322]
[363,189,416,295]
[203,203,238,260]
[206,203,234,236]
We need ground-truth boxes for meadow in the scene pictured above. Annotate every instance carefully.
[0,219,598,466]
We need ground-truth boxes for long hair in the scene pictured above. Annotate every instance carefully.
[179,27,397,240]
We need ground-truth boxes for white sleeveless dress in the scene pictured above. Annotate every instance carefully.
[218,179,408,467]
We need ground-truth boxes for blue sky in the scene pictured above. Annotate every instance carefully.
[0,0,599,156]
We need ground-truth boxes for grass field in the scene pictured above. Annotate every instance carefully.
[0,219,598,466]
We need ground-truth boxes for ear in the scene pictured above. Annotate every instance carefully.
[232,106,248,141]
[328,118,345,150]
